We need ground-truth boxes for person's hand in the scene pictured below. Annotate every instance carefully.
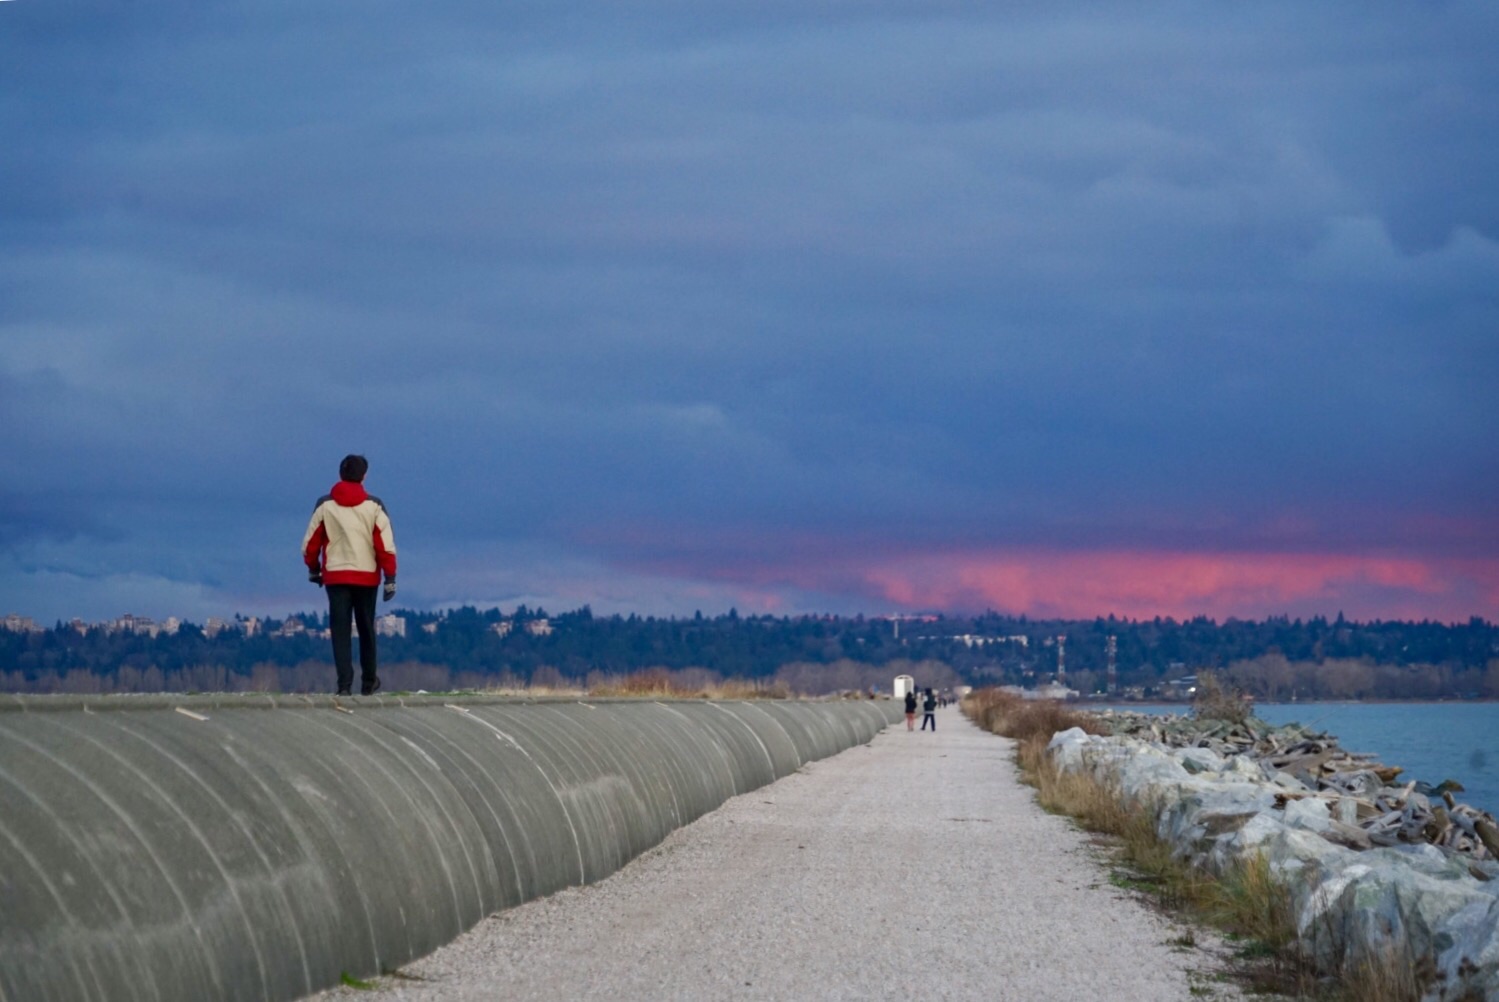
[383,580,396,603]
[309,569,323,587]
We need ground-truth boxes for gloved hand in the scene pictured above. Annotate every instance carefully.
[383,580,397,603]
[309,569,323,587]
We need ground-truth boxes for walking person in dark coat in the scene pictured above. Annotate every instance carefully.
[920,688,937,731]
[302,454,398,696]
[904,688,918,731]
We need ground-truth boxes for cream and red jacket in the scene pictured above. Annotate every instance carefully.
[302,481,397,587]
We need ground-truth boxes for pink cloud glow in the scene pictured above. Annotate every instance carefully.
[850,550,1497,621]
[594,519,1499,621]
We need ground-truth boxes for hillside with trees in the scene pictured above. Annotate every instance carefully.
[1,607,1495,698]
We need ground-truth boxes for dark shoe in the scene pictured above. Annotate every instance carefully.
[336,688,352,696]
[361,677,381,697]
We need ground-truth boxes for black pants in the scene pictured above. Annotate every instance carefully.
[327,584,379,692]
[921,712,936,731]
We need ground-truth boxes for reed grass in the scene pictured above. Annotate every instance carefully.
[1192,670,1252,725]
[1340,943,1427,1002]
[432,668,793,700]
[585,668,790,700]
[963,687,1107,743]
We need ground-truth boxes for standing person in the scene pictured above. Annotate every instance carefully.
[302,454,397,696]
[904,687,918,731]
[920,688,937,731]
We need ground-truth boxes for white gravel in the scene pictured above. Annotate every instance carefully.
[310,707,1245,1001]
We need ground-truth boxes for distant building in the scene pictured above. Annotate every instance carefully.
[109,614,162,637]
[376,614,406,638]
[911,633,1030,647]
[204,617,229,638]
[491,620,513,637]
[1,613,42,633]
[1167,675,1199,697]
[525,618,553,637]
[275,618,307,638]
[1001,682,1080,701]
[1034,681,1080,701]
[421,621,439,634]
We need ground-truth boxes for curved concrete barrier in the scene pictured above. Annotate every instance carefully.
[0,693,902,1002]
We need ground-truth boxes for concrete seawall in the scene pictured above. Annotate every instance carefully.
[0,693,901,1002]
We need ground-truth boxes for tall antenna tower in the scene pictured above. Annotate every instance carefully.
[1056,635,1066,684]
[1106,635,1118,695]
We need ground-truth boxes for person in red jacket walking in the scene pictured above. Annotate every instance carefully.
[302,454,397,696]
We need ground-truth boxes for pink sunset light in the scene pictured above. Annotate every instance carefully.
[608,517,1499,622]
[852,550,1498,622]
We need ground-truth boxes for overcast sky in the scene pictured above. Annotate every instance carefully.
[3,1,1496,625]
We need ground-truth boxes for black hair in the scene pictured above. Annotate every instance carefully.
[339,454,369,482]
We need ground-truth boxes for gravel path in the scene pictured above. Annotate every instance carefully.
[311,707,1243,1001]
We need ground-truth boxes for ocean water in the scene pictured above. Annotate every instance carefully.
[1099,702,1499,818]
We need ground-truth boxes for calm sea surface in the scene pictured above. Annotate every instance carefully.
[1098,702,1499,817]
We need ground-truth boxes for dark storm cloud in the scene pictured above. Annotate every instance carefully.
[2,1,1496,621]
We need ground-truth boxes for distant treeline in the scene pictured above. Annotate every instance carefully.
[1,607,1495,696]
[5,658,966,700]
[1219,654,1499,702]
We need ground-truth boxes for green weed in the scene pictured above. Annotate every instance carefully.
[339,971,377,990]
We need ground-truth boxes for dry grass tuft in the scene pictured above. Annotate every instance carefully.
[1339,942,1428,1002]
[587,668,693,698]
[1205,851,1295,952]
[586,668,789,700]
[1192,670,1252,725]
[476,682,584,697]
[709,678,793,700]
[963,688,1107,743]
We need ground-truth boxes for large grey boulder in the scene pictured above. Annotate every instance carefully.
[1300,859,1496,975]
[1045,726,1096,773]
[1113,743,1193,801]
[1155,781,1278,854]
[1440,897,1499,999]
[1174,746,1226,774]
[1283,796,1333,834]
[1246,820,1353,882]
